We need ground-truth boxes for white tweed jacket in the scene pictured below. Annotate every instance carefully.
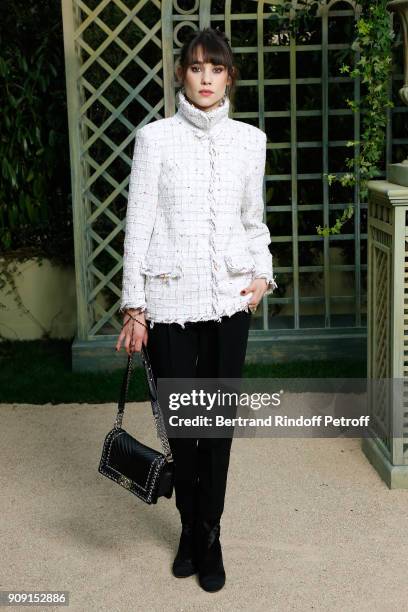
[119,89,278,329]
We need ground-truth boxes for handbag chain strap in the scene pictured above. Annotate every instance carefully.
[114,344,174,463]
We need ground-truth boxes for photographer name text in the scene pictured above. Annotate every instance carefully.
[167,415,370,428]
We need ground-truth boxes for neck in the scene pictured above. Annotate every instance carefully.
[175,89,230,133]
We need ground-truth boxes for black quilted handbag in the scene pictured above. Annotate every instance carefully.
[98,344,175,504]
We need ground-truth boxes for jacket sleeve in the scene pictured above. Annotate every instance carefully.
[119,127,160,314]
[241,130,278,296]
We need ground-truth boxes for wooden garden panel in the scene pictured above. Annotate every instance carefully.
[60,1,408,369]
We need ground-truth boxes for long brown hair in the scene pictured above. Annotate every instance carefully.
[175,27,239,110]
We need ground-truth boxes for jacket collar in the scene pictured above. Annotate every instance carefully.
[175,89,230,136]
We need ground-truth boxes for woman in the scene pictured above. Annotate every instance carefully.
[116,27,277,592]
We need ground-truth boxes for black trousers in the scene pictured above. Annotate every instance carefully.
[146,310,251,522]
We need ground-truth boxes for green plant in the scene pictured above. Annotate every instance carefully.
[0,1,73,263]
[318,1,395,236]
[273,0,325,38]
[273,1,394,237]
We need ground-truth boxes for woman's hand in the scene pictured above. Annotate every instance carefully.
[240,278,269,311]
[115,309,148,355]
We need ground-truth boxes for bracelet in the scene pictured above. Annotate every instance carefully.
[122,312,148,331]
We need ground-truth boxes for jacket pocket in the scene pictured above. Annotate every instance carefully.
[224,253,256,274]
[140,252,182,278]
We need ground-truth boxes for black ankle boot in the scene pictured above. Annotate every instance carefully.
[172,520,197,578]
[196,519,226,592]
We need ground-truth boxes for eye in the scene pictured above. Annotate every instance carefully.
[190,65,224,73]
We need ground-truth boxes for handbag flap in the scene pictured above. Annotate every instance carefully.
[107,429,163,491]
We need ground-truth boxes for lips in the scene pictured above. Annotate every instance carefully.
[199,90,213,94]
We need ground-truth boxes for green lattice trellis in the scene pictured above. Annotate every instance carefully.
[61,0,408,369]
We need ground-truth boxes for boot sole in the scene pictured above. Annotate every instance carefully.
[197,577,226,592]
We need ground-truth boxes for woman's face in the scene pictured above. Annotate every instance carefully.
[181,45,231,112]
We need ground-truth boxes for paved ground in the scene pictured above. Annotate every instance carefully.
[1,398,408,612]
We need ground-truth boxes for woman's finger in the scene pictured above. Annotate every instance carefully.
[115,330,124,351]
[240,285,252,296]
[249,287,266,308]
[124,324,133,355]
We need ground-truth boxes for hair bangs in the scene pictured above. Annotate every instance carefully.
[187,38,232,69]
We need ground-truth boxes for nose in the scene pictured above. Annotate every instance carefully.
[201,70,212,84]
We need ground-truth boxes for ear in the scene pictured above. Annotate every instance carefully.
[175,64,183,87]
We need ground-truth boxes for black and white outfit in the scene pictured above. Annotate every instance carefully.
[120,88,277,590]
